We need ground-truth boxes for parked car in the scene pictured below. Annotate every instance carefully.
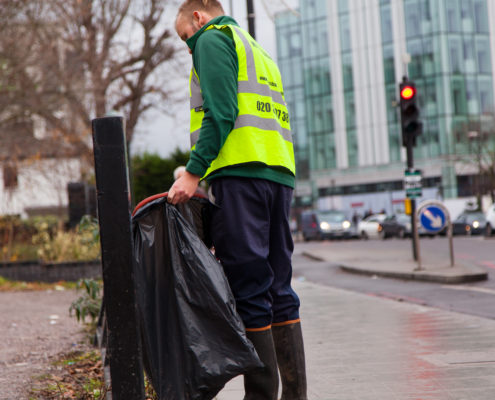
[452,212,487,235]
[357,214,386,239]
[485,203,495,237]
[301,210,356,240]
[379,214,411,239]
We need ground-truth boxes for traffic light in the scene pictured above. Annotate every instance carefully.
[399,78,422,147]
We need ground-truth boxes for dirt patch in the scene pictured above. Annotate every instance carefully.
[0,289,86,400]
[28,348,106,399]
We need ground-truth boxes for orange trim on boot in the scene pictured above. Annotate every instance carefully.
[272,318,301,327]
[245,324,272,332]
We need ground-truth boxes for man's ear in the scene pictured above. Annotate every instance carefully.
[192,11,202,26]
[194,10,211,28]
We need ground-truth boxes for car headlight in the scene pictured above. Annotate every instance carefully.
[342,220,351,229]
[320,221,330,230]
[472,221,480,228]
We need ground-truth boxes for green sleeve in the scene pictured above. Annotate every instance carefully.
[186,29,239,177]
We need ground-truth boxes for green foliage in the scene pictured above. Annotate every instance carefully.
[32,216,100,263]
[131,148,190,204]
[1,215,59,261]
[69,279,102,324]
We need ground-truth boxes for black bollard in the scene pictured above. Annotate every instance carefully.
[92,117,145,400]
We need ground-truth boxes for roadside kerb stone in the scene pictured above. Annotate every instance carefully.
[302,250,488,284]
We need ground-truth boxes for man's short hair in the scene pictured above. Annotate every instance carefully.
[177,0,225,19]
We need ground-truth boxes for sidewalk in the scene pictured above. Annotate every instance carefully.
[216,279,495,399]
[302,240,488,284]
[0,289,85,399]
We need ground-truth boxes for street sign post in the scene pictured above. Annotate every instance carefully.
[404,169,422,199]
[415,200,454,271]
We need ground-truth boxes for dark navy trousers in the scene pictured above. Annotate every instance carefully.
[209,177,300,329]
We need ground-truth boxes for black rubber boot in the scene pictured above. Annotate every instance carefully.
[243,329,279,400]
[272,322,308,400]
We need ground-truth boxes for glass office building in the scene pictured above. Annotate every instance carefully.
[276,0,495,212]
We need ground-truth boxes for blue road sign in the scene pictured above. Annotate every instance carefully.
[419,205,446,232]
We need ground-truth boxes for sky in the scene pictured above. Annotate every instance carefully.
[130,0,298,158]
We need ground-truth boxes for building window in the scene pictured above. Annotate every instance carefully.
[408,39,423,78]
[383,45,395,83]
[338,0,348,14]
[342,53,353,90]
[344,92,356,128]
[380,4,393,43]
[423,77,437,116]
[405,1,420,38]
[449,38,462,74]
[466,77,479,114]
[461,1,472,21]
[474,0,489,33]
[421,0,431,21]
[339,15,351,52]
[3,165,18,189]
[476,38,491,74]
[423,39,435,76]
[479,80,494,113]
[446,1,460,32]
[452,79,467,115]
[289,31,302,58]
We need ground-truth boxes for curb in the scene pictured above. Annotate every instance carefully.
[339,264,488,284]
[301,251,489,284]
[301,251,326,262]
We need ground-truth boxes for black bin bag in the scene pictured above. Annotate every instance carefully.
[132,195,262,399]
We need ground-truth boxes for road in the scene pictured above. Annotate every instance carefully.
[292,235,495,320]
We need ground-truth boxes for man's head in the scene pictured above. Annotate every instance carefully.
[175,0,225,43]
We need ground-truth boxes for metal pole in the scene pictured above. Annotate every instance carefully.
[92,116,145,400]
[246,0,256,38]
[414,210,422,270]
[448,214,455,267]
[406,140,418,261]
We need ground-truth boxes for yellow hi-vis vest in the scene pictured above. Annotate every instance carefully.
[189,24,295,180]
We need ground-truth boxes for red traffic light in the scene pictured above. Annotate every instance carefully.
[400,86,415,100]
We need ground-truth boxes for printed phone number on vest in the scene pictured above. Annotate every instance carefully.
[256,100,290,123]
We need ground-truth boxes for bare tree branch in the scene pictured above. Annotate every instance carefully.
[1,0,181,162]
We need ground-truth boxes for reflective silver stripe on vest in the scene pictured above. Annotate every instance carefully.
[234,115,292,142]
[190,70,203,109]
[191,115,292,147]
[191,128,201,147]
[237,81,284,104]
[233,27,286,106]
[233,26,255,81]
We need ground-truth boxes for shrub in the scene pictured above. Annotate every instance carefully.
[32,216,100,263]
[69,279,102,324]
[131,148,190,204]
[0,215,60,262]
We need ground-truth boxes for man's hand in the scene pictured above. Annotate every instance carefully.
[167,171,201,205]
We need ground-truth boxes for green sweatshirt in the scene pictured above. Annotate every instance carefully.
[185,16,295,189]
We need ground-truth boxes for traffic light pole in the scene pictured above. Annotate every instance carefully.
[400,76,422,262]
[406,140,418,261]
